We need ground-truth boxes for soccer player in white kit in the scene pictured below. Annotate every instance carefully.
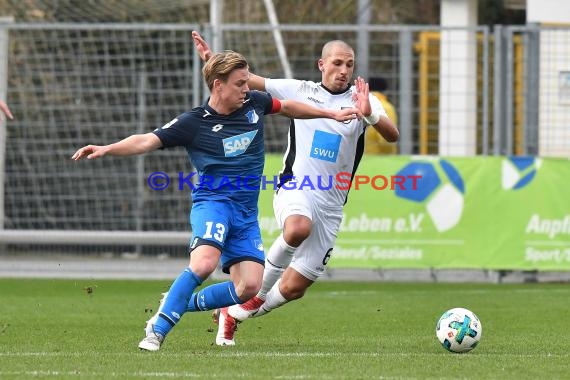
[192,32,399,346]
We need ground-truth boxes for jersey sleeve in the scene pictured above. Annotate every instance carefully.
[152,112,196,148]
[265,78,303,100]
[249,90,279,116]
[368,94,388,119]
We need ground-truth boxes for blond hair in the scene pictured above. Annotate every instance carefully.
[202,51,249,91]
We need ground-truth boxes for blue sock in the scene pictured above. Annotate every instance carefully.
[187,281,242,312]
[153,268,203,337]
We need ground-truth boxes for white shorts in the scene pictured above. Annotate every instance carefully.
[273,189,343,281]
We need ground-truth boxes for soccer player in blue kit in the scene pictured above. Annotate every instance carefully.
[71,50,360,351]
[192,32,398,346]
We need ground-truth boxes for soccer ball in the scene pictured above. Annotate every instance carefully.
[395,157,465,232]
[436,307,482,353]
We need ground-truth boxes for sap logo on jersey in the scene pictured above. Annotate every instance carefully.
[223,130,258,157]
[310,130,341,163]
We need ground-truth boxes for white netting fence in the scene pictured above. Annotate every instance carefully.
[2,23,405,239]
[5,25,202,234]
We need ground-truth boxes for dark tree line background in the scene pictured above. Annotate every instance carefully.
[0,0,524,25]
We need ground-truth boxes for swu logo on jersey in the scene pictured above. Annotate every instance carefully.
[223,130,258,157]
[310,130,341,163]
[245,109,259,123]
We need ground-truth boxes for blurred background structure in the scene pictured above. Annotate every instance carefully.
[0,0,568,280]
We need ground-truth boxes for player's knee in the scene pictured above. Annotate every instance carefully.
[283,217,312,246]
[279,281,307,301]
[235,279,262,302]
[189,260,218,278]
[189,245,221,278]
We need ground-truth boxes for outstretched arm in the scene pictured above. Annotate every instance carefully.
[191,30,213,62]
[353,77,399,143]
[192,30,267,91]
[279,99,360,122]
[0,100,13,120]
[71,132,162,161]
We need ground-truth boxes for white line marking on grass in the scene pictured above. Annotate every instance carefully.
[132,372,201,378]
[0,371,396,379]
[0,371,202,378]
[2,351,569,359]
[0,371,78,376]
[3,351,377,358]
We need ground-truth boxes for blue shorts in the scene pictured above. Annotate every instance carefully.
[189,200,265,274]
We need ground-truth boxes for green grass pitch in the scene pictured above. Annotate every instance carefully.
[0,279,568,379]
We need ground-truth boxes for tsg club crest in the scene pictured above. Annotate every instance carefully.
[245,110,259,124]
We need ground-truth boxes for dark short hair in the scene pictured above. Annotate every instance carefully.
[369,77,388,92]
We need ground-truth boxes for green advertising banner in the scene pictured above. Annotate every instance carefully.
[258,155,570,271]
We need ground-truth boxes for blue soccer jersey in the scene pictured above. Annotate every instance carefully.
[153,91,277,209]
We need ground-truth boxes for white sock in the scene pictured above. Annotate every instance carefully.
[258,234,296,299]
[255,279,288,317]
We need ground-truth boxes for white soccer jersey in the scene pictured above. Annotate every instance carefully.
[266,78,387,208]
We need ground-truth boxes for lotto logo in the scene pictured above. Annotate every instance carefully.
[223,130,258,157]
